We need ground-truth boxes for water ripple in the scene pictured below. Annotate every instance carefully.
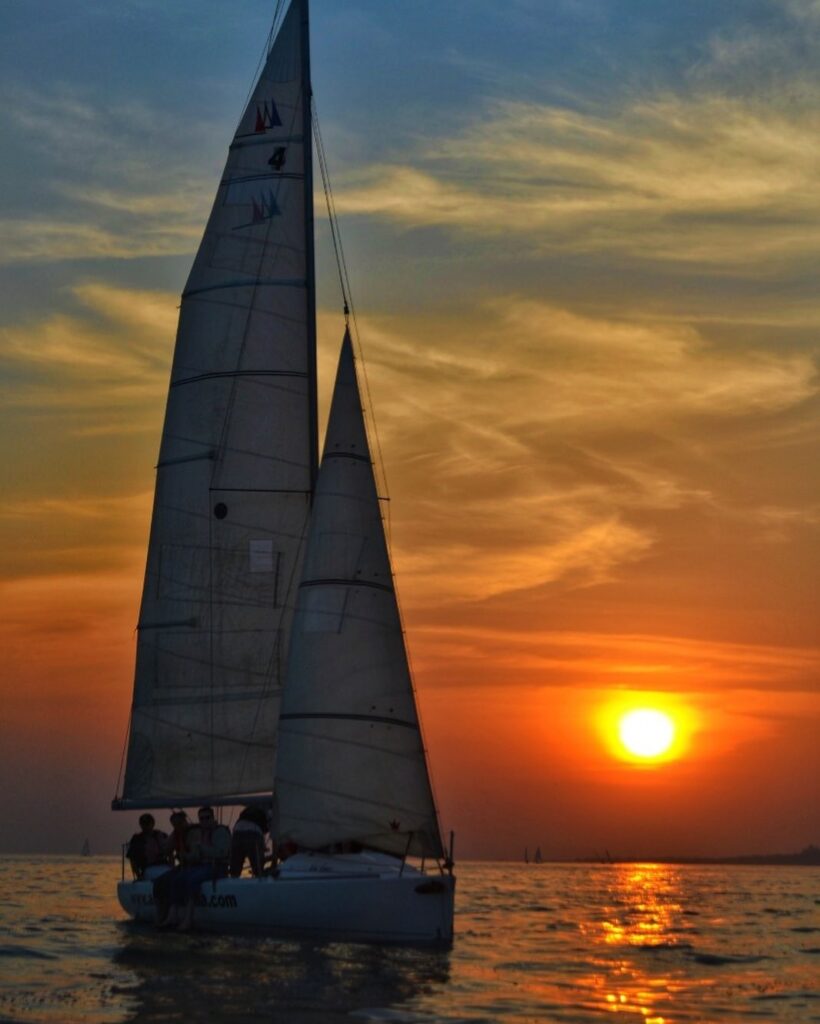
[0,857,817,1024]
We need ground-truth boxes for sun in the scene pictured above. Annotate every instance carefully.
[595,693,695,765]
[618,708,676,759]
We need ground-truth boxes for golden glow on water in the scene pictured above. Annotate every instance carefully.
[578,863,691,1021]
[597,864,683,947]
[0,858,815,1024]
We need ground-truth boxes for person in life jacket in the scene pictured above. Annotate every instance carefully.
[164,806,231,931]
[126,813,171,879]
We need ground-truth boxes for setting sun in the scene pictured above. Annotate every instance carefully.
[618,709,676,759]
[595,694,695,766]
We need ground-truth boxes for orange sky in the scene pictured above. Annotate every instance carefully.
[0,1,818,856]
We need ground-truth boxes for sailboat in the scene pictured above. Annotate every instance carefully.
[111,0,455,944]
[81,838,91,857]
[534,846,543,864]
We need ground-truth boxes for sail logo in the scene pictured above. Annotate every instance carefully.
[255,100,283,133]
[269,146,287,171]
[234,189,281,230]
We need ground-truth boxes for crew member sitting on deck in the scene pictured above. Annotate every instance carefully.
[163,805,231,930]
[152,810,189,925]
[126,813,170,879]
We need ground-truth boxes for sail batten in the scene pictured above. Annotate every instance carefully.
[280,712,419,729]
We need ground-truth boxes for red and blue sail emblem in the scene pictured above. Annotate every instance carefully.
[255,100,283,133]
[235,188,281,230]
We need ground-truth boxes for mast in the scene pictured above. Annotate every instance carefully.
[302,0,319,493]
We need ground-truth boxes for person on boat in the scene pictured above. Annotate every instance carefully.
[163,806,231,930]
[126,813,170,879]
[151,810,190,924]
[229,805,268,878]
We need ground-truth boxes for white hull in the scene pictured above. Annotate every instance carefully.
[117,854,454,945]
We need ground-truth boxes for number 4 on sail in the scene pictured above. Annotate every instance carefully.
[111,0,455,944]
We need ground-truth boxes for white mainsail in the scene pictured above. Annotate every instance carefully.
[275,331,445,859]
[119,0,316,807]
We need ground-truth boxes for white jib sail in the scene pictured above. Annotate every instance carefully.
[121,0,316,807]
[275,330,445,860]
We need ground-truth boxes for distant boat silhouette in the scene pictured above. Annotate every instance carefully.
[534,846,543,864]
[81,839,91,857]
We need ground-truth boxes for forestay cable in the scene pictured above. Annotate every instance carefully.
[312,100,392,521]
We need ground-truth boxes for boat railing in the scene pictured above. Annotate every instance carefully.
[398,832,414,877]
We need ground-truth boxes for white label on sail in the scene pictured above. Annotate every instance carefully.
[249,539,275,572]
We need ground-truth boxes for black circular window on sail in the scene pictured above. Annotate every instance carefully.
[213,502,228,519]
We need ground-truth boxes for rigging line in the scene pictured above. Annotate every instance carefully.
[311,102,392,535]
[210,73,304,471]
[312,105,348,311]
[113,706,133,803]
[208,479,216,795]
[313,109,443,849]
[231,492,312,805]
[311,115,442,853]
[214,1,299,481]
[229,9,311,801]
[267,0,287,54]
[214,23,311,801]
[237,0,287,132]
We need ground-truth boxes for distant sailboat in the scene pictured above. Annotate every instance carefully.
[81,839,91,857]
[534,846,543,864]
[111,0,454,944]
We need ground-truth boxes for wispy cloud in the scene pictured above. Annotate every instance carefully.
[0,282,175,426]
[410,624,820,695]
[0,216,202,265]
[335,91,820,266]
[397,520,652,602]
[0,88,212,264]
[349,299,817,602]
[0,493,151,580]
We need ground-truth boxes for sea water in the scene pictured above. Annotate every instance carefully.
[0,857,817,1023]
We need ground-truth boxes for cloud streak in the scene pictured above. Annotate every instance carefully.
[0,88,212,264]
[335,92,820,266]
[409,624,820,696]
[0,282,175,419]
[348,298,816,602]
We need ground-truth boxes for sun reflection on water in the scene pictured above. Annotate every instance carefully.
[598,864,683,947]
[579,863,697,1021]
